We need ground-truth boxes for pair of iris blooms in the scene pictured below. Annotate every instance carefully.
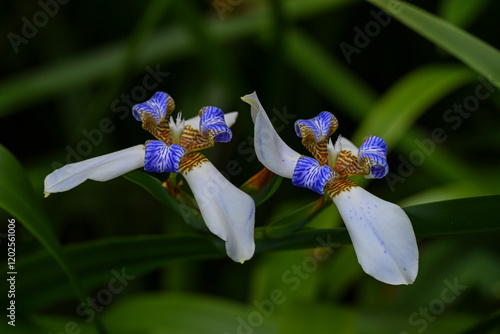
[44,92,418,285]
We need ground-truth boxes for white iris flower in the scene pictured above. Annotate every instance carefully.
[45,92,255,263]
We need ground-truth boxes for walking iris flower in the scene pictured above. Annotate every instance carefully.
[242,92,418,285]
[44,92,255,263]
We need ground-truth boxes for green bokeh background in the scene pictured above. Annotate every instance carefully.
[1,0,499,333]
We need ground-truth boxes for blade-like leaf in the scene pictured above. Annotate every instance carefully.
[351,64,475,146]
[437,0,492,28]
[123,170,207,231]
[0,145,105,333]
[459,310,500,334]
[103,293,277,334]
[11,194,500,312]
[12,234,222,313]
[404,194,500,238]
[265,196,333,238]
[367,0,500,88]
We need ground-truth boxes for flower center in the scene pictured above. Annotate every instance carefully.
[169,112,185,145]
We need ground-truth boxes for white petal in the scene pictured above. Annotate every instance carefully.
[182,160,255,263]
[336,136,359,156]
[332,187,418,285]
[184,111,239,130]
[44,145,145,195]
[241,92,301,179]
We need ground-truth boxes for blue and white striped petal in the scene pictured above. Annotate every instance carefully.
[199,106,232,142]
[332,186,419,285]
[241,92,301,179]
[182,159,255,263]
[292,157,336,194]
[132,91,173,124]
[185,112,238,130]
[144,140,186,173]
[295,111,338,142]
[359,136,389,179]
[44,145,145,195]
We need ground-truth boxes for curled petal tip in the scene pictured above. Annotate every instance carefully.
[44,192,50,198]
[132,91,174,123]
[199,106,232,142]
[242,91,301,179]
[294,111,338,142]
[359,136,389,179]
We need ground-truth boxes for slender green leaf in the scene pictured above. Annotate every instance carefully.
[0,145,106,333]
[367,0,500,88]
[459,310,500,334]
[123,171,207,231]
[265,196,333,238]
[103,293,277,334]
[437,0,491,28]
[404,194,500,238]
[11,194,500,312]
[352,64,475,145]
[12,234,222,313]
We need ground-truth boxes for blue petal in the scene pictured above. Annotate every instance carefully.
[199,106,232,142]
[359,136,389,178]
[292,157,336,194]
[294,111,338,142]
[144,141,186,173]
[132,92,171,123]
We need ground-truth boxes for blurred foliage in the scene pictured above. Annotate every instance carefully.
[1,0,500,333]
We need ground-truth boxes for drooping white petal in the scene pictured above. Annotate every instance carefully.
[241,92,301,179]
[182,160,255,263]
[44,145,145,195]
[184,111,238,130]
[331,187,418,285]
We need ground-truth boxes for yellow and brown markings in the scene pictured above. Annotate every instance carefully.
[334,150,369,177]
[179,152,209,174]
[302,139,329,166]
[325,178,358,198]
[180,125,215,152]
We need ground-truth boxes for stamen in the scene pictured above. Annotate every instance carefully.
[169,112,185,144]
[327,137,341,169]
